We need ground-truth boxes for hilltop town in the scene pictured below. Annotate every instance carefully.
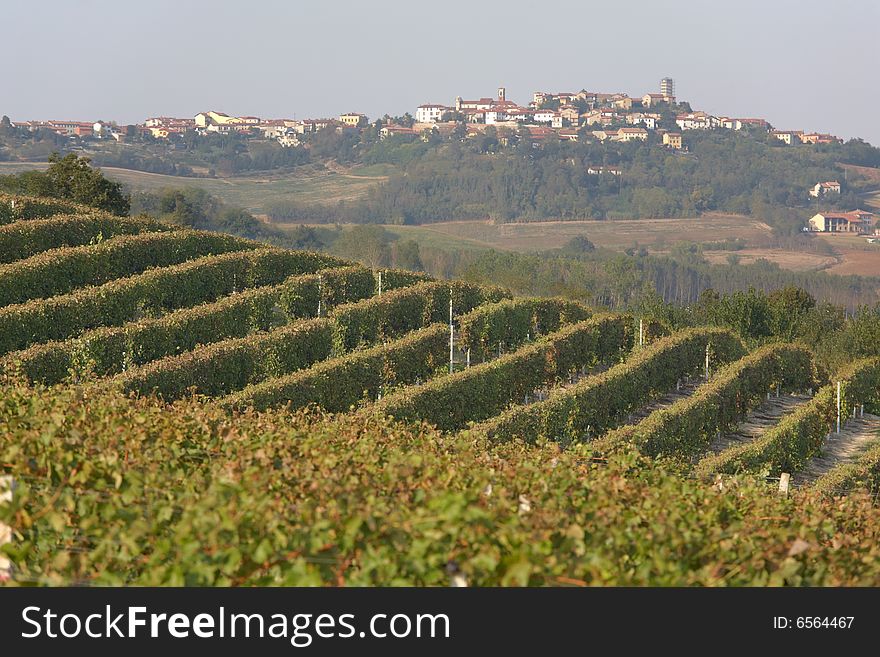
[9,78,841,150]
[2,78,874,235]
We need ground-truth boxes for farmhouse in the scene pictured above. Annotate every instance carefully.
[808,210,874,234]
[809,181,841,198]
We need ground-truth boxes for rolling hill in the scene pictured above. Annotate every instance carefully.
[2,192,880,586]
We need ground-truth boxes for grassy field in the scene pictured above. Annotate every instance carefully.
[0,161,387,215]
[278,214,880,277]
[816,233,880,276]
[703,249,839,272]
[391,214,774,252]
[278,214,775,255]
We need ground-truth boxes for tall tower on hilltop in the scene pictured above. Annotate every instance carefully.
[660,77,675,100]
[498,87,506,102]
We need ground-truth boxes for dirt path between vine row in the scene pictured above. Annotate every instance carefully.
[792,413,880,486]
[703,393,812,455]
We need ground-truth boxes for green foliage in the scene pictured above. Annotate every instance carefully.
[0,213,177,265]
[270,130,868,231]
[7,384,880,585]
[224,324,449,413]
[814,440,880,497]
[456,297,592,362]
[596,344,816,459]
[0,154,130,215]
[697,358,880,477]
[473,327,745,445]
[115,319,335,400]
[0,192,91,224]
[330,280,507,352]
[130,187,293,245]
[0,230,252,307]
[113,280,500,401]
[0,248,347,355]
[5,266,381,385]
[226,295,587,414]
[371,315,632,432]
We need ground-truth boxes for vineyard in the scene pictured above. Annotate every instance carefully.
[2,194,880,586]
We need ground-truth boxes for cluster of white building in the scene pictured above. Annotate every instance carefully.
[11,77,843,152]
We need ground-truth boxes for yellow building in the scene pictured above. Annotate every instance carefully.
[663,132,682,149]
[339,112,368,127]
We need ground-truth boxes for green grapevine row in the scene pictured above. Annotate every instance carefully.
[0,230,256,307]
[330,280,507,351]
[0,213,177,265]
[7,380,880,585]
[4,266,395,385]
[813,439,880,496]
[114,280,500,400]
[471,327,745,445]
[594,344,816,459]
[0,192,94,224]
[369,314,632,432]
[222,295,583,413]
[456,297,591,362]
[695,358,880,478]
[0,248,348,355]
[223,324,449,413]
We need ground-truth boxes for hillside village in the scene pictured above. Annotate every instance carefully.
[6,77,873,234]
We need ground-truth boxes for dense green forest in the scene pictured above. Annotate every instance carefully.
[265,129,879,233]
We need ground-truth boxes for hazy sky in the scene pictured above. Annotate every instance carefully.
[3,0,879,144]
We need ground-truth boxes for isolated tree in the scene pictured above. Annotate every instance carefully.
[45,152,130,215]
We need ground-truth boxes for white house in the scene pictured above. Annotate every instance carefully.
[809,181,842,198]
[415,104,448,124]
[485,109,508,125]
[675,112,714,130]
[533,109,555,123]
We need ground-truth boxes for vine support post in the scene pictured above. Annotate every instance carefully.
[778,473,790,497]
[704,343,710,381]
[317,274,323,317]
[0,476,13,582]
[837,381,841,434]
[466,348,470,369]
[378,271,383,296]
[449,290,454,375]
[861,404,865,418]
[638,318,644,347]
